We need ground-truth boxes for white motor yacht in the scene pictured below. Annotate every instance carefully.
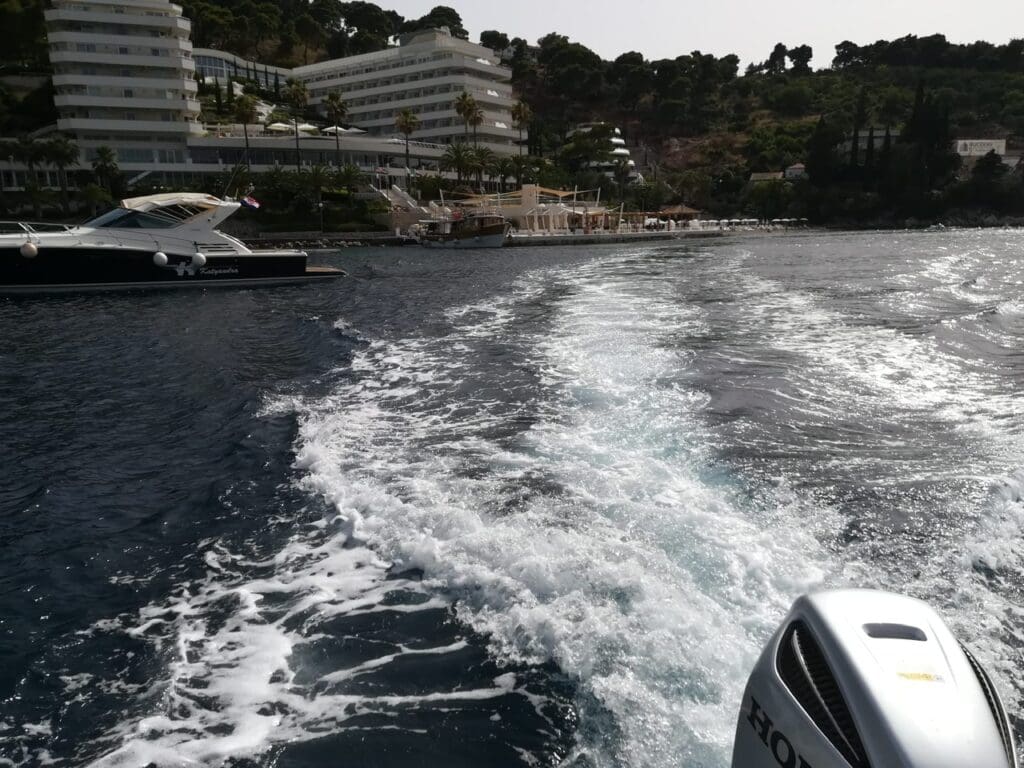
[0,193,344,294]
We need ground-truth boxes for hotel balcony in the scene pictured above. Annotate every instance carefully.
[47,31,193,52]
[44,8,191,34]
[298,57,511,94]
[50,50,195,71]
[57,117,205,135]
[55,94,201,113]
[53,73,198,92]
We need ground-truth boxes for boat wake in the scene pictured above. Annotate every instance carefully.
[67,235,1024,767]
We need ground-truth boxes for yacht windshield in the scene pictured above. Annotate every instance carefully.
[85,209,178,229]
[84,203,210,229]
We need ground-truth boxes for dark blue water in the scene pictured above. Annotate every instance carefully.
[1,232,1023,767]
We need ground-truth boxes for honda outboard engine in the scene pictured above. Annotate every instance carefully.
[732,589,1018,768]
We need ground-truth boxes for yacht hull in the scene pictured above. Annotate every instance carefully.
[0,247,342,294]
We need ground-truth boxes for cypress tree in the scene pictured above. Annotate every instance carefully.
[904,78,926,142]
[225,75,234,107]
[274,72,281,100]
[214,76,223,113]
[850,86,867,169]
[864,125,876,175]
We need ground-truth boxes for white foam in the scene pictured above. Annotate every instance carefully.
[283,256,841,767]
[79,233,1024,768]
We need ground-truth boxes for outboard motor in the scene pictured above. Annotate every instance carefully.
[732,589,1018,768]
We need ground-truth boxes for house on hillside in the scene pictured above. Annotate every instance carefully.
[784,163,807,180]
[748,171,784,184]
[952,138,1018,175]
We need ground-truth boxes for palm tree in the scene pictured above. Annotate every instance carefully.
[301,163,332,230]
[233,94,259,169]
[468,104,484,147]
[334,163,364,194]
[454,91,477,143]
[79,182,111,218]
[495,156,514,193]
[45,137,79,217]
[285,78,309,172]
[511,155,530,186]
[395,108,420,190]
[91,146,120,196]
[324,91,347,167]
[469,146,496,189]
[441,143,473,185]
[12,137,46,218]
[511,100,532,157]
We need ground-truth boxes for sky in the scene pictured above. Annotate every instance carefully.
[386,0,1024,68]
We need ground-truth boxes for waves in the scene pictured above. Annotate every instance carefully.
[37,230,1024,768]
[238,254,839,767]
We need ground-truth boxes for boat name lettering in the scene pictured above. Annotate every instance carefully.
[202,267,240,276]
[747,696,813,768]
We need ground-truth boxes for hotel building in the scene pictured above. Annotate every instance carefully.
[44,0,201,168]
[1,8,521,193]
[194,27,519,153]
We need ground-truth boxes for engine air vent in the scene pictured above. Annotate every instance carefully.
[776,621,871,768]
[959,642,1019,768]
[863,623,927,641]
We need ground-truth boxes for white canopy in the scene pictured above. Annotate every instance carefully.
[120,193,224,211]
[266,122,293,132]
[322,125,345,134]
[297,123,319,132]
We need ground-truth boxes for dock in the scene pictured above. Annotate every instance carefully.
[506,230,724,247]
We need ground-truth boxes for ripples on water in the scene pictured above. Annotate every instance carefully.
[1,230,1023,767]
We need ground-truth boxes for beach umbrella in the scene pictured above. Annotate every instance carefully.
[345,126,367,134]
[297,123,319,132]
[266,122,293,132]
[322,125,345,134]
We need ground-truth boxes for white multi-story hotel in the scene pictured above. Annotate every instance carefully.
[1,6,523,192]
[195,28,520,154]
[44,0,201,167]
[300,28,517,152]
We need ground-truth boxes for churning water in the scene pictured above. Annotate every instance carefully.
[1,230,1023,767]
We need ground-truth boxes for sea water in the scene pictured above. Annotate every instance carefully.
[1,230,1022,767]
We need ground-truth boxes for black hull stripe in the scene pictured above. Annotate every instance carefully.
[0,273,343,295]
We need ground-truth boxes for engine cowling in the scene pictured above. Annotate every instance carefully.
[732,589,1018,768]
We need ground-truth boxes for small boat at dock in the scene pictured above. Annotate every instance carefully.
[416,213,510,249]
[0,193,345,295]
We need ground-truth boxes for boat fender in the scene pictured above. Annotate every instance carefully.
[191,252,207,268]
[152,251,168,267]
[20,242,38,258]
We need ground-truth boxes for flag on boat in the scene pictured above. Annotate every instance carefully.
[240,195,261,209]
